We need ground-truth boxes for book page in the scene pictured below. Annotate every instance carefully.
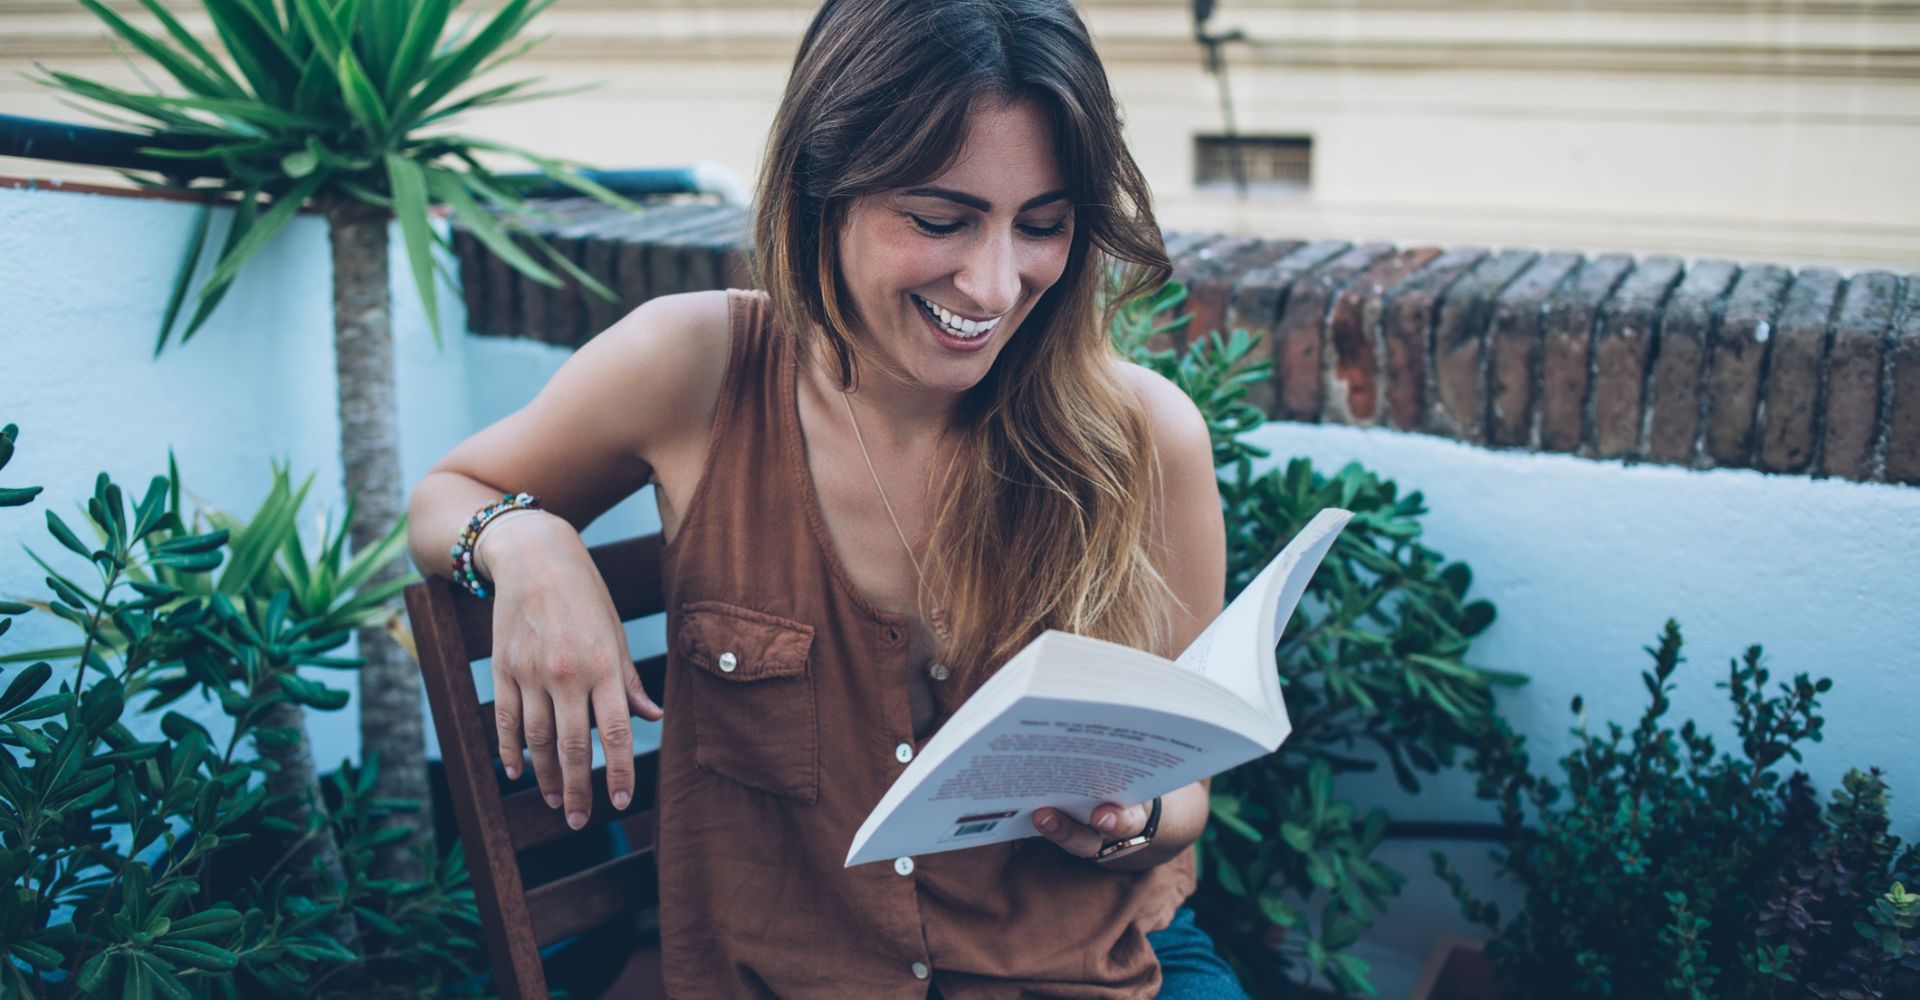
[845,695,1265,866]
[1176,508,1353,716]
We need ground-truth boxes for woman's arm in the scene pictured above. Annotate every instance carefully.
[406,290,731,829]
[1032,362,1226,870]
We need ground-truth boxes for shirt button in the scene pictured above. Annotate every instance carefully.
[928,662,950,681]
[911,961,929,980]
[894,742,913,763]
[717,651,737,673]
[894,856,915,876]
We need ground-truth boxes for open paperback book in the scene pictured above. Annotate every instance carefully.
[845,506,1353,867]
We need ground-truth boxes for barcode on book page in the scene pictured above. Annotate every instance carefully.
[943,810,1017,842]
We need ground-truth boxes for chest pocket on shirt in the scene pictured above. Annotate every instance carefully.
[677,600,819,804]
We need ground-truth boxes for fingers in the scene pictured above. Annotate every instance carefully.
[624,658,663,722]
[1033,801,1151,860]
[522,685,563,811]
[592,678,636,812]
[493,665,527,781]
[551,685,596,830]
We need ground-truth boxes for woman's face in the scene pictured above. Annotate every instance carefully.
[836,97,1075,396]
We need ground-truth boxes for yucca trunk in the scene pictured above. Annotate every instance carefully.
[254,695,359,945]
[326,194,428,883]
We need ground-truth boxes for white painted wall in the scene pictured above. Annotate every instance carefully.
[4,186,1916,992]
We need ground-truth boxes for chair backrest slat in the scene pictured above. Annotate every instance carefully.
[501,753,663,852]
[526,847,662,949]
[405,532,668,1000]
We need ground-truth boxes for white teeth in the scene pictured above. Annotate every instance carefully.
[915,295,1000,340]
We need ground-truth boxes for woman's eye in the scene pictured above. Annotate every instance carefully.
[909,215,964,236]
[907,215,1070,239]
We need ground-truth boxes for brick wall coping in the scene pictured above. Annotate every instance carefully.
[452,198,1920,486]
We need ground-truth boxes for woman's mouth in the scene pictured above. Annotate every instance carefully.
[913,294,1002,351]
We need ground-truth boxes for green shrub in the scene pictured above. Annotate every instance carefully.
[0,423,486,998]
[1111,282,1520,995]
[1435,620,1920,998]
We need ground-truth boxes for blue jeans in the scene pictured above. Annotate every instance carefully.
[925,906,1249,999]
[1147,906,1252,1000]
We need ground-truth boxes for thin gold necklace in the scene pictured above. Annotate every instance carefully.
[838,389,952,648]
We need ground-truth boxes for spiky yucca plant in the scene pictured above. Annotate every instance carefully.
[38,0,636,882]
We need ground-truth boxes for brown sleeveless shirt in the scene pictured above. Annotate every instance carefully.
[654,289,1196,999]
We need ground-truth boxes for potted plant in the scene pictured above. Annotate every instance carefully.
[1112,281,1523,996]
[0,422,485,997]
[1435,620,1920,999]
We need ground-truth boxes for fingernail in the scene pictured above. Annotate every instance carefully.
[614,791,631,810]
[1037,814,1059,835]
[504,764,520,780]
[545,792,562,809]
[567,811,586,830]
[1096,813,1118,833]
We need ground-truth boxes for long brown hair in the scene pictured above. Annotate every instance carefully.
[752,0,1177,681]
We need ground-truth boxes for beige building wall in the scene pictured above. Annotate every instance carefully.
[3,0,1916,270]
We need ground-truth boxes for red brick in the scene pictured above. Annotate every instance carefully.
[1886,276,1920,484]
[1539,254,1633,454]
[1162,234,1240,349]
[1817,271,1901,480]
[1758,268,1844,473]
[1381,247,1488,432]
[1644,260,1740,464]
[1705,265,1792,467]
[1186,239,1297,350]
[1324,247,1442,426]
[1486,252,1582,447]
[1592,256,1684,458]
[1431,250,1539,441]
[1272,243,1394,422]
[1223,241,1346,416]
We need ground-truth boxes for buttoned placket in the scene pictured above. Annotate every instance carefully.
[874,615,936,993]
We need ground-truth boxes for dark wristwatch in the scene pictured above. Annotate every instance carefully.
[1093,796,1162,863]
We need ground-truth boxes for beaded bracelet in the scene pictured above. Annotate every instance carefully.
[451,492,540,599]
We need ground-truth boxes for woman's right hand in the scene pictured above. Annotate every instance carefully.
[478,510,663,830]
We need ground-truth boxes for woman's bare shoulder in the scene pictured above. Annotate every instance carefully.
[1111,359,1211,473]
[570,288,735,454]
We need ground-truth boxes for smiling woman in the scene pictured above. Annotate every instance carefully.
[406,1,1238,997]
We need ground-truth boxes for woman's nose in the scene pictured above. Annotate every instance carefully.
[953,231,1020,317]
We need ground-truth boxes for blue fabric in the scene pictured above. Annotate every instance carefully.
[1147,906,1252,1000]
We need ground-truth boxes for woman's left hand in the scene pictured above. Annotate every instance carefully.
[1032,779,1209,870]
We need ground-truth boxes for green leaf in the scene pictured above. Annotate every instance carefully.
[148,198,208,354]
[398,0,546,122]
[0,663,52,715]
[278,673,350,710]
[46,511,95,560]
[388,156,441,337]
[429,171,558,287]
[280,149,318,179]
[336,46,391,138]
[75,0,242,100]
[9,938,63,971]
[385,0,454,105]
[149,939,239,971]
[193,173,326,320]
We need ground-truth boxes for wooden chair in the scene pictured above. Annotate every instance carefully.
[405,534,670,1000]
